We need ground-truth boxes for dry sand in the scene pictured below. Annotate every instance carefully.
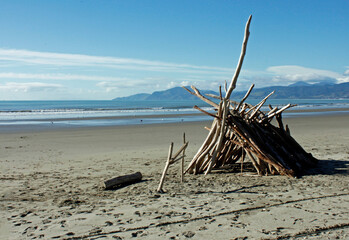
[0,113,348,239]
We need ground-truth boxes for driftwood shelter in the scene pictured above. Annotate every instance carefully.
[183,15,317,177]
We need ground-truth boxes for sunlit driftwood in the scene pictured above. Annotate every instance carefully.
[184,15,317,177]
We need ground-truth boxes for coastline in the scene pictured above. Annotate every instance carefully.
[1,112,348,239]
[1,107,348,133]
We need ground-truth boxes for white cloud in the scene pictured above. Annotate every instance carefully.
[266,65,347,84]
[166,81,179,89]
[267,65,340,78]
[337,76,349,83]
[337,67,349,83]
[0,72,134,82]
[96,80,152,93]
[180,81,190,87]
[0,48,231,75]
[0,82,64,92]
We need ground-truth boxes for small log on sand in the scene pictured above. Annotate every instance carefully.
[104,172,142,190]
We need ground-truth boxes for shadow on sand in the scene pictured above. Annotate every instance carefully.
[304,159,349,176]
[210,159,349,177]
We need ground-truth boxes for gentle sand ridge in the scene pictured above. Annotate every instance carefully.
[0,113,348,239]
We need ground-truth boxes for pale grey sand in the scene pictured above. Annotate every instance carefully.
[1,114,348,239]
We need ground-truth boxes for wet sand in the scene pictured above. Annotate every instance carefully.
[0,113,348,239]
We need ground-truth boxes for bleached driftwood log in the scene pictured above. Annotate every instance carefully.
[183,15,317,177]
[104,172,142,190]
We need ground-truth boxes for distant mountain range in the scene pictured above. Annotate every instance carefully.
[113,87,218,101]
[113,82,349,101]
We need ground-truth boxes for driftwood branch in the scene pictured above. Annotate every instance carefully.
[236,84,254,110]
[205,93,221,100]
[194,105,220,119]
[182,86,219,108]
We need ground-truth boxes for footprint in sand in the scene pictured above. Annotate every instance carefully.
[105,221,113,226]
[182,231,195,238]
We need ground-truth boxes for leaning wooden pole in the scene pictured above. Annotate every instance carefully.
[225,15,252,99]
[157,142,174,193]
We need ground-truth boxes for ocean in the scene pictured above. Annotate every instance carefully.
[0,99,348,130]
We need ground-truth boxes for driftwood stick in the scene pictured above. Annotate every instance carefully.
[266,104,296,120]
[248,91,274,120]
[236,84,255,110]
[181,133,186,182]
[240,148,246,174]
[191,86,219,108]
[248,104,263,120]
[267,106,278,116]
[246,91,274,115]
[219,86,223,100]
[230,139,244,147]
[286,124,290,134]
[205,93,221,100]
[182,86,194,95]
[275,114,284,131]
[205,100,229,175]
[171,155,186,164]
[227,100,242,108]
[222,140,238,166]
[196,120,222,173]
[182,86,219,108]
[239,103,248,117]
[218,100,224,116]
[171,142,189,161]
[157,142,174,193]
[185,119,218,173]
[196,116,223,173]
[204,126,211,131]
[194,105,219,119]
[225,15,252,99]
[104,172,142,190]
[217,139,231,164]
[245,150,262,175]
[199,154,212,172]
[206,94,243,108]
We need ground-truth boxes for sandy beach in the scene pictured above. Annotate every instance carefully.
[1,113,348,239]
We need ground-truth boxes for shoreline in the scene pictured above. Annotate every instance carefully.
[1,107,348,134]
[1,111,348,135]
[3,106,349,121]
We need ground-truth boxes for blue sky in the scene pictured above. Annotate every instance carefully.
[0,0,348,100]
